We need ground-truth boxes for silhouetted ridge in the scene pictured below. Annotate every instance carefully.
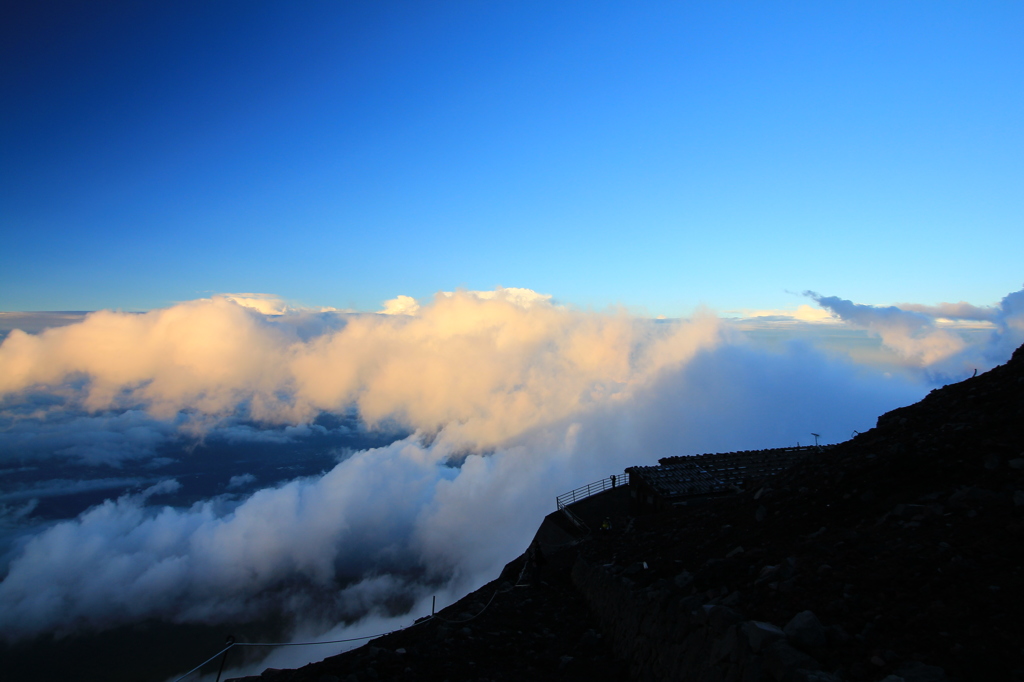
[228,344,1024,682]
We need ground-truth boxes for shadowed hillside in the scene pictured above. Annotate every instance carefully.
[228,344,1024,682]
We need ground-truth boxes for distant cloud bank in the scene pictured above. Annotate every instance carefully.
[806,288,1024,375]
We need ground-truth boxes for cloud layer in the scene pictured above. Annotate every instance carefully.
[0,290,721,448]
[0,286,1020,653]
[806,287,1024,377]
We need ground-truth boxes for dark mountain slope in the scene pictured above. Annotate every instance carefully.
[241,345,1024,682]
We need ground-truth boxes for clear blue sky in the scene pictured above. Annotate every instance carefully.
[2,1,1022,315]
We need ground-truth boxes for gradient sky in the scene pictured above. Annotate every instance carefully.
[3,1,1022,315]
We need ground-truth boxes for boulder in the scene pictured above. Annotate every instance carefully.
[762,640,820,681]
[742,620,786,653]
[784,610,826,649]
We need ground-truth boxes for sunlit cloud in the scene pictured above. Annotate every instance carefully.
[440,287,554,309]
[378,295,420,316]
[805,292,968,366]
[0,289,721,448]
[221,293,293,315]
[727,303,840,325]
[221,293,342,315]
[805,288,1024,376]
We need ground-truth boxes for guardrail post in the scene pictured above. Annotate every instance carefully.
[215,636,235,682]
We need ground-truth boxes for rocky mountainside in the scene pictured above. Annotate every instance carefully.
[235,345,1024,682]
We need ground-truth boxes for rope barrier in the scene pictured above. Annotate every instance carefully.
[429,582,513,624]
[171,621,433,682]
[171,578,522,682]
[174,507,588,681]
[170,643,236,682]
[176,473,626,680]
[231,635,392,648]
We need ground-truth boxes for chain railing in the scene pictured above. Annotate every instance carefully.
[556,472,629,510]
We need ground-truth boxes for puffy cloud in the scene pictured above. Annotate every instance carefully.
[806,287,1024,378]
[221,293,293,316]
[806,292,967,366]
[221,294,343,316]
[730,304,839,325]
[378,295,420,316]
[984,287,1024,362]
[0,296,294,421]
[0,289,722,448]
[226,473,256,490]
[290,294,721,449]
[0,409,177,467]
[0,441,446,640]
[0,500,38,521]
[141,479,181,498]
[440,287,554,309]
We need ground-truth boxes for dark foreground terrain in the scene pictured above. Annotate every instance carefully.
[232,346,1024,682]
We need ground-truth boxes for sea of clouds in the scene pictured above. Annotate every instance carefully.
[0,285,1021,675]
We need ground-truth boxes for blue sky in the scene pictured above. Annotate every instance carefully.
[3,1,1022,315]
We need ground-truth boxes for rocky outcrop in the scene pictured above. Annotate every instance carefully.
[573,556,844,682]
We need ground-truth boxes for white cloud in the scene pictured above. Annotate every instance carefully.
[0,297,295,421]
[440,287,554,309]
[141,479,181,499]
[220,293,293,316]
[0,288,721,448]
[806,292,968,366]
[226,473,256,490]
[378,295,420,316]
[729,303,839,325]
[806,288,1024,377]
[983,287,1024,363]
[0,409,177,467]
[0,441,445,640]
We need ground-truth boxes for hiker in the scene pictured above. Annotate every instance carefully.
[522,539,547,584]
[531,541,547,583]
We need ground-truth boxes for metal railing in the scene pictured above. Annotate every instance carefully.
[556,472,630,509]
